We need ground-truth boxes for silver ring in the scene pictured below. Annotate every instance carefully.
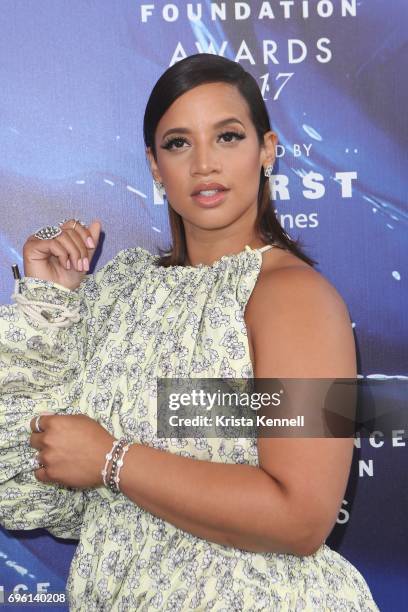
[34,415,44,433]
[34,225,62,240]
[32,453,46,471]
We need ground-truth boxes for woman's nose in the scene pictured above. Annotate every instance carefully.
[190,144,221,175]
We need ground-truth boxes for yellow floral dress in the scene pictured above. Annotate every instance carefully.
[0,245,379,611]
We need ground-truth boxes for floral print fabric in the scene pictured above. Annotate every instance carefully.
[0,246,379,610]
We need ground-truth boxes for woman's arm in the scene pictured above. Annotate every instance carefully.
[118,266,356,555]
[0,249,146,534]
[0,248,144,393]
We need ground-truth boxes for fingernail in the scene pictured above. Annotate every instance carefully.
[83,257,89,271]
[77,259,83,271]
[87,237,95,248]
[66,259,71,270]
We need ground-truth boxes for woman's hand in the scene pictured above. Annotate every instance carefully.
[23,219,102,290]
[29,414,115,489]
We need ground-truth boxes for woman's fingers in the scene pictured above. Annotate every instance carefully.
[53,231,84,271]
[70,221,96,249]
[59,228,89,271]
[59,219,100,271]
[59,219,97,249]
[28,234,74,273]
[87,221,101,248]
[29,433,42,449]
[29,413,53,433]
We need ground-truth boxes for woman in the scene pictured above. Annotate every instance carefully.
[0,54,378,610]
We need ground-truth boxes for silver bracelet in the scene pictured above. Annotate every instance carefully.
[113,443,130,493]
[107,437,129,494]
[101,438,122,487]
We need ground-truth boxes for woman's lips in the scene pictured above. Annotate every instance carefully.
[192,189,229,207]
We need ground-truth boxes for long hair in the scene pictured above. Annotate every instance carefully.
[143,54,317,267]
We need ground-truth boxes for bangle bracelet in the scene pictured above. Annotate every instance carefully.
[108,441,125,489]
[113,443,130,493]
[108,437,128,493]
[101,438,122,486]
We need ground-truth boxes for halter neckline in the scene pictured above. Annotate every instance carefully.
[184,243,277,269]
[147,242,279,271]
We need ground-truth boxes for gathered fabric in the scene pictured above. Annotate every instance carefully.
[11,278,82,329]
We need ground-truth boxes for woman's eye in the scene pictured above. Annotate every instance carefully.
[162,137,188,150]
[219,131,246,143]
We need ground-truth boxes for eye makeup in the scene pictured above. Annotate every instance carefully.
[161,130,246,151]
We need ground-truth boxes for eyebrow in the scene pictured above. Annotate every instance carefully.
[160,117,246,141]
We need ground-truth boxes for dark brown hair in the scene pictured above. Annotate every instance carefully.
[143,53,317,267]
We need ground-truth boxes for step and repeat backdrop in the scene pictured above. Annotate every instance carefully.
[0,1,406,610]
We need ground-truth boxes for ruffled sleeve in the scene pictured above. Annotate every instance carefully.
[0,247,151,537]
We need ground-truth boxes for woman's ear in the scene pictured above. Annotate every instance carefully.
[261,131,278,169]
[146,147,162,183]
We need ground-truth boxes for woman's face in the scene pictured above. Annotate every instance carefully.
[147,82,276,236]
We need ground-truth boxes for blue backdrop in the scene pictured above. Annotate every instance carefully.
[0,1,407,610]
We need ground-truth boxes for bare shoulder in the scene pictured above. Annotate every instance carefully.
[247,247,347,316]
[247,243,351,312]
[245,248,356,377]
